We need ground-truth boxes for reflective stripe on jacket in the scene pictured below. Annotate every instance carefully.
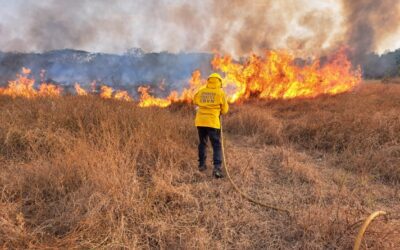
[193,78,229,129]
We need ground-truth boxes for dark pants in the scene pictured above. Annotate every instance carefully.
[197,126,222,169]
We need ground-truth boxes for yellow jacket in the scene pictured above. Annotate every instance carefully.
[193,78,229,129]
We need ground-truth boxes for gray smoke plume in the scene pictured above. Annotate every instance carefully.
[1,0,400,90]
[0,0,399,57]
[343,0,400,62]
[0,0,342,56]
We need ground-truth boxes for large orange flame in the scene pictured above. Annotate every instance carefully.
[211,48,361,103]
[135,49,361,106]
[0,49,361,107]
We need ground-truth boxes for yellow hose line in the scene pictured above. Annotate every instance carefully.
[353,210,387,250]
[220,120,290,215]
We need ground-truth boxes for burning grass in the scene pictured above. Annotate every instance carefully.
[0,83,399,248]
[0,48,361,108]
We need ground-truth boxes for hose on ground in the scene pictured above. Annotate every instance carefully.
[220,119,291,216]
[353,210,387,250]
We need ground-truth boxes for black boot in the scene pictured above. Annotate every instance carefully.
[198,164,207,172]
[213,167,224,178]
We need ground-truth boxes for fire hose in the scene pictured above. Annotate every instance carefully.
[220,118,291,216]
[353,210,400,250]
[353,211,387,250]
[220,118,398,247]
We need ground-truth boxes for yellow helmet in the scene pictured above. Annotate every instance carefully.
[208,73,223,82]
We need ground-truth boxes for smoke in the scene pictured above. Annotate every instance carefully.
[0,0,342,56]
[343,0,400,62]
[0,0,136,53]
[0,0,399,57]
[0,0,400,89]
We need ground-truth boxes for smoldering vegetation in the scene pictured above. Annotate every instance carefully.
[0,82,399,248]
[0,49,213,96]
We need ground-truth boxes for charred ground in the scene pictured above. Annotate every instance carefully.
[0,82,399,249]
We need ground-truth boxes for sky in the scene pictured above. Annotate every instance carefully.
[0,0,399,56]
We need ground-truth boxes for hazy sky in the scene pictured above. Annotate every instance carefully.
[0,0,399,55]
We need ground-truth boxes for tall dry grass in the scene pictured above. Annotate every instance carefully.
[225,83,400,183]
[0,83,399,248]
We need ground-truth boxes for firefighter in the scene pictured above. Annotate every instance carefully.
[193,73,229,178]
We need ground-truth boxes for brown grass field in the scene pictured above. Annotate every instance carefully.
[0,82,399,249]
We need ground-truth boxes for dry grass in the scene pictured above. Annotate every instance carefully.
[0,83,399,249]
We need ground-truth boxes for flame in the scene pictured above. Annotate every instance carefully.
[137,49,361,107]
[138,86,171,107]
[0,68,62,98]
[22,67,31,75]
[0,68,135,102]
[1,49,361,107]
[100,86,113,99]
[38,84,62,97]
[1,73,36,98]
[211,48,361,102]
[177,70,204,102]
[75,83,88,96]
[114,90,133,101]
[136,70,204,107]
